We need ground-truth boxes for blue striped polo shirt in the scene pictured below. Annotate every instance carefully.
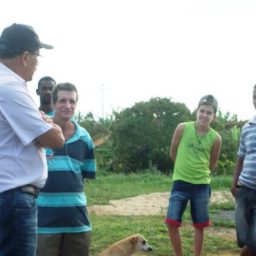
[238,116,256,190]
[37,121,96,234]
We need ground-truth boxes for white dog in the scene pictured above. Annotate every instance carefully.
[99,234,153,256]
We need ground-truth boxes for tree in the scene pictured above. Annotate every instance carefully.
[76,112,113,170]
[111,97,192,173]
[76,99,246,176]
[211,111,246,175]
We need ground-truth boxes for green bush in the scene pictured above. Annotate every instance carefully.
[77,99,247,176]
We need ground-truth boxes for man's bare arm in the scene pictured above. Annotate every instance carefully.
[36,124,65,149]
[36,111,65,148]
[170,123,185,161]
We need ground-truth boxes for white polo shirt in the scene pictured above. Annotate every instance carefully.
[0,63,52,192]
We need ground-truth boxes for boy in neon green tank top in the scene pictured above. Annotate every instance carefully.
[165,95,222,256]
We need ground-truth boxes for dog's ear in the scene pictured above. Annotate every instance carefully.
[130,235,139,245]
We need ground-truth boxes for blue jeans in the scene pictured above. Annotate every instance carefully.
[235,186,256,252]
[0,189,37,256]
[165,180,211,228]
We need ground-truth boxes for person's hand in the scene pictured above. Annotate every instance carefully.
[230,185,237,197]
[40,111,53,124]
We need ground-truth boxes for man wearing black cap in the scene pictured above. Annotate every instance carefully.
[0,24,65,256]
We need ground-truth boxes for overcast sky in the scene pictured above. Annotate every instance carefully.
[1,0,256,120]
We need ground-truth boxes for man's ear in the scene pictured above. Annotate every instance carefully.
[36,88,39,95]
[21,51,30,67]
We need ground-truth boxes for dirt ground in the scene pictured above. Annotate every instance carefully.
[88,191,235,216]
[89,191,238,256]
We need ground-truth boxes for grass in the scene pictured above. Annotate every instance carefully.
[85,171,238,256]
[86,170,172,205]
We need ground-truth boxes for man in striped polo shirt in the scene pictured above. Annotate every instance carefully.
[37,82,96,256]
[231,85,256,256]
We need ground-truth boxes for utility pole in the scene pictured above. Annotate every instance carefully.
[100,84,105,119]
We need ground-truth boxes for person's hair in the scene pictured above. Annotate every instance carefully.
[0,49,27,59]
[52,82,78,104]
[38,76,56,89]
[198,94,218,113]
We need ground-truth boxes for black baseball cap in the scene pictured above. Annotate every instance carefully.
[0,23,53,54]
[198,94,218,112]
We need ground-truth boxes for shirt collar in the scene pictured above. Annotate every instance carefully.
[249,116,256,124]
[0,63,26,86]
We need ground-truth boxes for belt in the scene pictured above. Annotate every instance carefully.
[20,185,40,198]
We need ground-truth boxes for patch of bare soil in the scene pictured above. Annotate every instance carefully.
[88,191,234,216]
[89,191,238,255]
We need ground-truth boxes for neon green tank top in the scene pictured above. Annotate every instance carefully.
[172,121,218,184]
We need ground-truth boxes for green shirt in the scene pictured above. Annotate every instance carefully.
[173,121,217,184]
